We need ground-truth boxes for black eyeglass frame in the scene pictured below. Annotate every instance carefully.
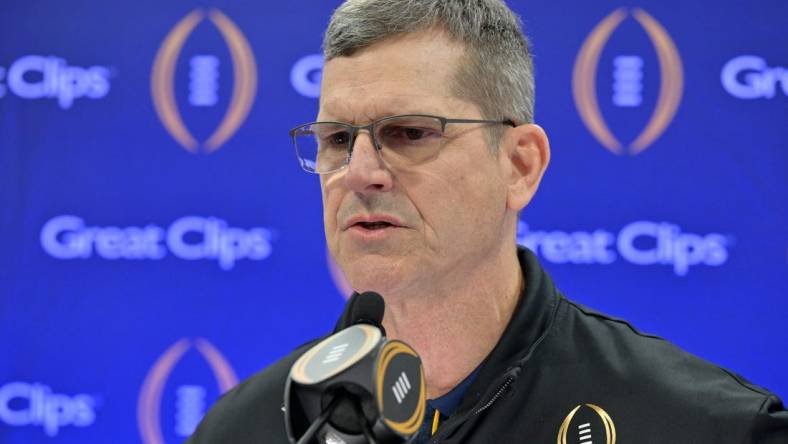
[289,114,517,174]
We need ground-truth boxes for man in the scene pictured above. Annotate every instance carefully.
[188,1,788,442]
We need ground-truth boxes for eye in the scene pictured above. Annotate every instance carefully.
[323,131,351,147]
[379,125,439,144]
[403,127,427,140]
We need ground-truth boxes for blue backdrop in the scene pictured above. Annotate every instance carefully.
[1,1,786,442]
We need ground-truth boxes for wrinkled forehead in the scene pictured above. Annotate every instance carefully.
[317,30,475,123]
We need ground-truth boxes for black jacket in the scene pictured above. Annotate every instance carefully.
[188,248,788,443]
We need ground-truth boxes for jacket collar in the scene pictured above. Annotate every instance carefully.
[334,247,561,414]
[453,246,561,415]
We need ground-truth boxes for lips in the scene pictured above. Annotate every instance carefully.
[357,221,393,230]
[343,215,405,231]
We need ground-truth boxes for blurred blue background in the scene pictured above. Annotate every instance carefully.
[1,0,786,442]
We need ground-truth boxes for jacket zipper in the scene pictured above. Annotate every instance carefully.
[424,293,561,443]
[426,374,515,443]
[470,376,513,416]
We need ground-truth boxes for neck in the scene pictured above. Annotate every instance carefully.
[380,242,523,399]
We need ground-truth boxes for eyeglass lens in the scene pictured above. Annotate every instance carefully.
[293,115,445,173]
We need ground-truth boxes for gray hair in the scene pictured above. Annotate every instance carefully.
[323,0,535,145]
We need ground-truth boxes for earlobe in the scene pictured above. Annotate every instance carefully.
[505,124,550,211]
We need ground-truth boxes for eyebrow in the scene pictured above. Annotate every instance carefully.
[319,94,448,124]
[318,107,448,124]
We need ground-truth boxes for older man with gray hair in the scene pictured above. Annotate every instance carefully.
[188,1,788,443]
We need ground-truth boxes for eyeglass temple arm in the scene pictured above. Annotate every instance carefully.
[442,118,517,127]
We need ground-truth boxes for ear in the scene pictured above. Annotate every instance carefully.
[501,124,550,212]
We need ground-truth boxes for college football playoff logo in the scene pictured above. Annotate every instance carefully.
[573,8,683,155]
[151,9,257,154]
[557,403,616,444]
[137,338,238,444]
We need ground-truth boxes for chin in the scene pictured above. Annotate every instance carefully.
[342,255,411,296]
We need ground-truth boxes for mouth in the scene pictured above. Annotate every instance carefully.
[355,221,395,230]
[344,215,405,232]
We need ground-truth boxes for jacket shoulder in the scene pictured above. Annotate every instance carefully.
[543,298,788,441]
[186,342,314,444]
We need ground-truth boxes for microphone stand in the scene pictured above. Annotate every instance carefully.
[296,396,341,444]
[354,398,378,444]
[295,394,380,444]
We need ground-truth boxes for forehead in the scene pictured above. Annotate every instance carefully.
[318,30,473,122]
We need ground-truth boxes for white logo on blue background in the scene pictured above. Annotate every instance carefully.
[290,54,323,98]
[174,385,206,437]
[518,221,729,276]
[40,215,274,270]
[0,55,111,109]
[721,55,787,99]
[0,382,97,437]
[188,55,220,107]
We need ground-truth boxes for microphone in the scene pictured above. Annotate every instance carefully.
[332,290,386,336]
[284,292,425,444]
[347,290,386,336]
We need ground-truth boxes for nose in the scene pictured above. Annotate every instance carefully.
[344,131,393,194]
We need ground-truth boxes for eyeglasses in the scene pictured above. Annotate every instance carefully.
[289,114,516,174]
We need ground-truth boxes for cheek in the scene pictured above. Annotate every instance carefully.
[435,167,505,231]
[410,171,475,237]
[321,184,341,236]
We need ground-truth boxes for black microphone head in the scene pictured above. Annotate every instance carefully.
[286,290,425,444]
[351,291,385,334]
